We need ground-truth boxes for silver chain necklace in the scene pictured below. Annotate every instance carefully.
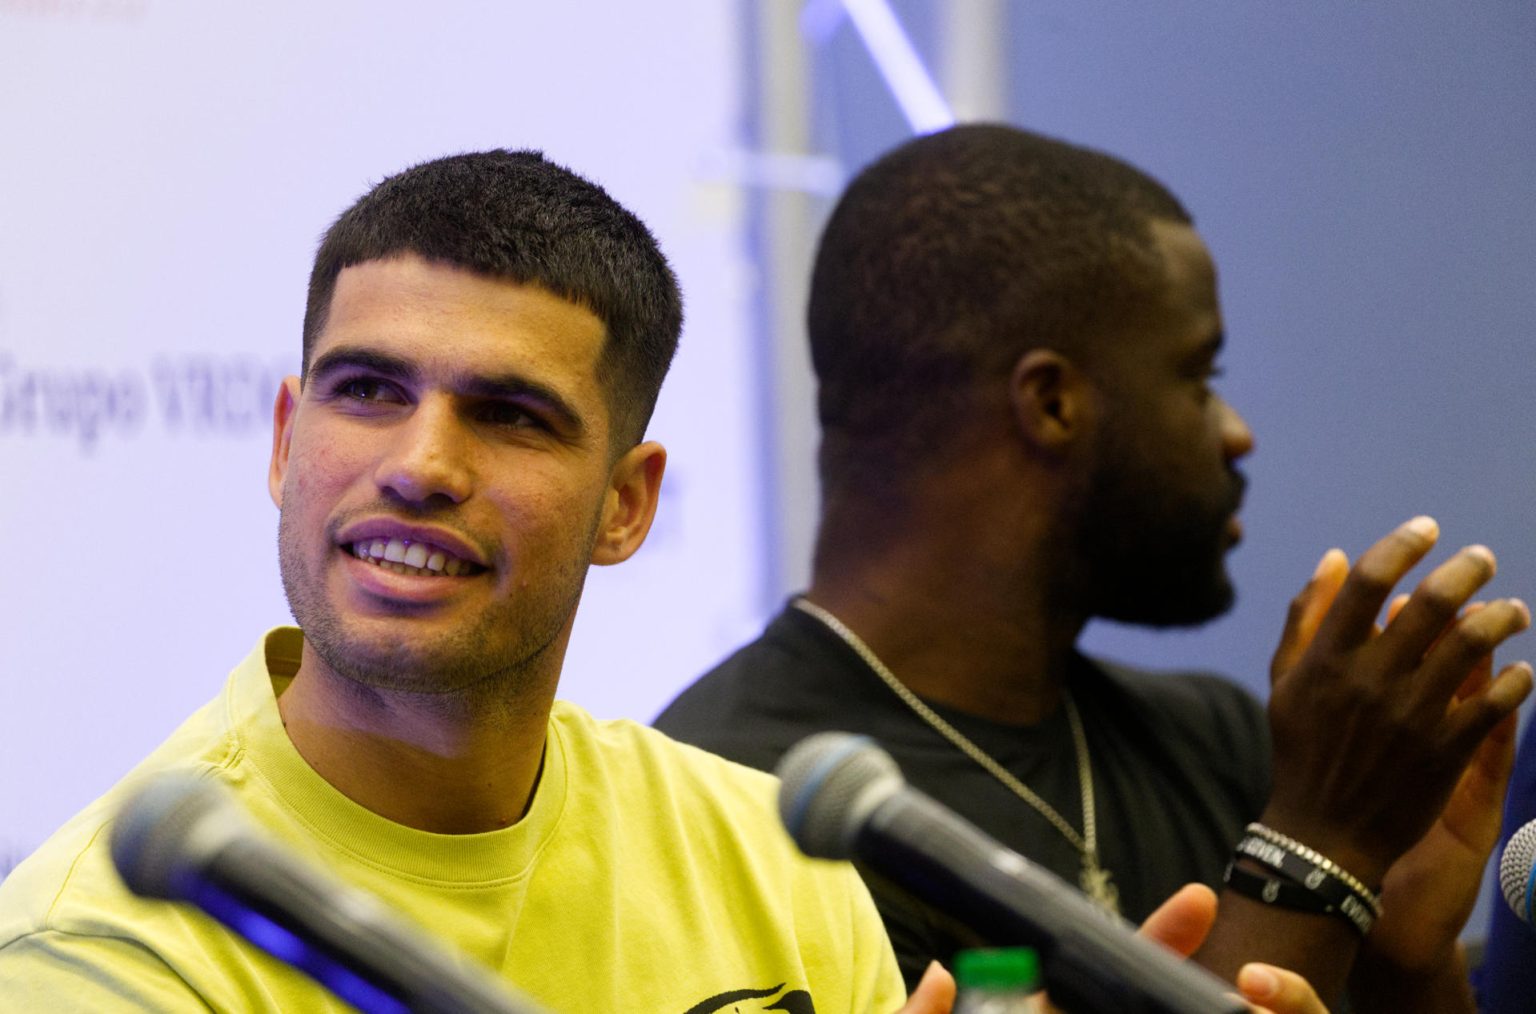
[792,597,1120,914]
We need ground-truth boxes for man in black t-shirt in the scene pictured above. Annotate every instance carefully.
[658,607,1269,986]
[656,125,1531,1013]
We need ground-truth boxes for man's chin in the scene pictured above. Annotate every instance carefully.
[302,625,491,695]
[1095,574,1236,629]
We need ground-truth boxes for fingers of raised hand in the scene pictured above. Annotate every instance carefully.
[1439,659,1534,759]
[1312,516,1440,647]
[1273,549,1351,684]
[1449,602,1495,699]
[1389,596,1507,704]
[1414,596,1530,716]
[1377,546,1501,674]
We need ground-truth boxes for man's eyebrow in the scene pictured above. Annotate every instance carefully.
[308,346,418,384]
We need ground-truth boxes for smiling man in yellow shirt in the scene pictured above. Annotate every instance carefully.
[0,149,905,1013]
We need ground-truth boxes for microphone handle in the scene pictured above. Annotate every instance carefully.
[863,791,1245,1014]
[191,836,541,1014]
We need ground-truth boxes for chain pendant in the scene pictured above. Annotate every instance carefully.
[1080,858,1120,915]
[789,600,1123,917]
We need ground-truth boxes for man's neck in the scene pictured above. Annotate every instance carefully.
[807,421,1095,724]
[276,647,555,835]
[804,545,1086,727]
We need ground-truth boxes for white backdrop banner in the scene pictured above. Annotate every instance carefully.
[0,0,765,867]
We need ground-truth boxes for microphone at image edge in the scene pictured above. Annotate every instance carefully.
[1499,818,1536,926]
[776,732,1246,1014]
[110,772,547,1014]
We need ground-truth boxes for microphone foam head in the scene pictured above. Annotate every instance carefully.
[1500,820,1536,923]
[110,772,234,901]
[776,732,903,859]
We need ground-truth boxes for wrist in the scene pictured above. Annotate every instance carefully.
[1226,825,1382,938]
[1253,805,1395,888]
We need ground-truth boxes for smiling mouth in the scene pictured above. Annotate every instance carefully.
[349,538,486,578]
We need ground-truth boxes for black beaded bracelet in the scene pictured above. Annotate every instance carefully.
[1232,833,1378,937]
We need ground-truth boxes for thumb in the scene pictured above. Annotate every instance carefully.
[1137,883,1218,957]
[895,960,956,1013]
[1237,962,1329,1014]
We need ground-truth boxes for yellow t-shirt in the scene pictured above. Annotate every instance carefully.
[0,628,905,1012]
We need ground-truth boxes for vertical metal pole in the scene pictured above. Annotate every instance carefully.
[939,0,1008,122]
[753,1,824,604]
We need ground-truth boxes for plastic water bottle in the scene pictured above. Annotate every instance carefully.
[953,947,1043,1014]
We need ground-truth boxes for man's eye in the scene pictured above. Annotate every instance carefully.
[479,402,540,429]
[337,378,398,402]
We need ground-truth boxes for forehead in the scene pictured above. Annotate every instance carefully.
[1148,219,1218,310]
[316,255,609,397]
[1110,220,1222,363]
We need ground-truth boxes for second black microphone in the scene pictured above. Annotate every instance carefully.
[777,732,1245,1014]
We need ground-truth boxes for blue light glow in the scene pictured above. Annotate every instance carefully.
[837,0,954,133]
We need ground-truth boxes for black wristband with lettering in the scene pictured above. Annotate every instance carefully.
[1231,834,1377,936]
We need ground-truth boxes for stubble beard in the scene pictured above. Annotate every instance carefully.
[1072,436,1242,630]
[276,504,594,712]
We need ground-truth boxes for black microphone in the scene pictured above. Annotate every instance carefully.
[777,733,1246,1014]
[110,772,547,1014]
[1499,818,1536,925]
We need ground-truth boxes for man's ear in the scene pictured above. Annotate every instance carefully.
[1008,349,1093,453]
[268,376,302,508]
[592,441,667,566]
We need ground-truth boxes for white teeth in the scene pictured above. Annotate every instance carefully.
[349,537,477,578]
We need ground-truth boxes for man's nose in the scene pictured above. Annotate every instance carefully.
[1220,397,1255,463]
[373,398,474,505]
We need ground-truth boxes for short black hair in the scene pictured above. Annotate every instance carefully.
[808,124,1190,494]
[304,150,682,448]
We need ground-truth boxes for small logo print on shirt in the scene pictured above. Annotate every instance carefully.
[683,983,815,1014]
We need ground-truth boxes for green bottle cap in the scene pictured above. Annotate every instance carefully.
[953,947,1041,990]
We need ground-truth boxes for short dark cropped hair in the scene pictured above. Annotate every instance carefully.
[303,150,682,447]
[808,124,1191,493]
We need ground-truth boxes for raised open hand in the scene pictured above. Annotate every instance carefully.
[1339,599,1525,1013]
[1264,516,1531,884]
